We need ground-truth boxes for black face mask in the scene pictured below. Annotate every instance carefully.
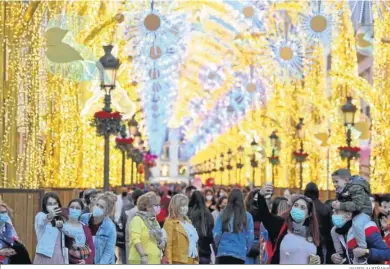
[122,192,128,197]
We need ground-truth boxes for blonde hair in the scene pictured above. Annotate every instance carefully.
[168,194,189,221]
[137,192,158,211]
[96,192,117,216]
[0,201,13,219]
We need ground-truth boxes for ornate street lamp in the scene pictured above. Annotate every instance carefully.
[341,97,358,170]
[294,118,308,191]
[250,138,259,184]
[236,146,244,182]
[97,45,120,191]
[226,149,233,185]
[115,125,134,187]
[269,131,280,185]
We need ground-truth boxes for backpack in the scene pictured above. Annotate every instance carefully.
[260,223,287,264]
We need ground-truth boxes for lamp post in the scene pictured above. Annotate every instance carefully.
[128,117,138,185]
[97,45,120,191]
[341,97,357,170]
[269,131,279,185]
[219,153,225,185]
[295,118,305,191]
[236,146,244,183]
[212,156,217,179]
[250,139,259,185]
[227,149,233,185]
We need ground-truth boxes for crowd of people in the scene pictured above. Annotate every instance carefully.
[1,168,390,265]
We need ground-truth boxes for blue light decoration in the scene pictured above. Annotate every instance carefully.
[224,0,267,34]
[183,70,269,157]
[299,0,340,45]
[349,0,390,25]
[258,22,314,83]
[124,0,190,155]
[198,63,227,92]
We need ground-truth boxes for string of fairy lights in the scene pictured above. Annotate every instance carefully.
[0,1,390,192]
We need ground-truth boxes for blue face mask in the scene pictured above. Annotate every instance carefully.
[290,207,306,223]
[0,213,9,224]
[69,208,82,220]
[332,215,345,228]
[92,207,104,217]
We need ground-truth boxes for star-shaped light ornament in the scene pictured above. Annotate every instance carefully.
[123,0,190,155]
[226,1,267,34]
[259,23,314,82]
[299,1,339,45]
[198,64,227,91]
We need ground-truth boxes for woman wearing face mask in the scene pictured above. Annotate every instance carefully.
[80,192,117,264]
[204,189,216,213]
[0,201,31,264]
[213,189,254,264]
[331,208,390,264]
[256,183,321,264]
[34,192,67,264]
[128,192,166,264]
[188,191,214,264]
[63,199,95,264]
[217,189,227,200]
[164,194,199,264]
[212,197,227,224]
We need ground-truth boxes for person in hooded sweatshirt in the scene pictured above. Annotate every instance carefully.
[304,182,334,264]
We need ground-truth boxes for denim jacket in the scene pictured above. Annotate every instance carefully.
[81,213,116,264]
[35,212,63,258]
[213,212,254,261]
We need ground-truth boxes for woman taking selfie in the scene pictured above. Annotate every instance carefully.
[63,199,95,264]
[34,192,67,264]
[81,192,117,264]
[255,183,321,264]
[213,189,254,264]
[164,194,199,264]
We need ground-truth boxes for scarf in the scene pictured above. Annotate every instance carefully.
[136,211,163,245]
[291,222,308,238]
[335,220,353,235]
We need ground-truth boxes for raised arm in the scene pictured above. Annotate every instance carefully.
[256,193,285,242]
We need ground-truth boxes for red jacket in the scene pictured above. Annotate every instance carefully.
[66,224,95,264]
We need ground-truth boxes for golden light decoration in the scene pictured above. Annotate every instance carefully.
[1,0,390,193]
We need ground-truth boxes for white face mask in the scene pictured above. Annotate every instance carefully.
[180,206,188,216]
[206,195,213,201]
[154,205,161,215]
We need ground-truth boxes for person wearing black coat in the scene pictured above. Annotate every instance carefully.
[304,182,335,264]
[188,191,214,264]
[254,183,321,264]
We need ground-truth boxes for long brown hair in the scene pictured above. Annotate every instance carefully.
[221,189,247,233]
[281,195,320,247]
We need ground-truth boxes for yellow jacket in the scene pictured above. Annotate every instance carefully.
[163,218,198,264]
[128,216,161,264]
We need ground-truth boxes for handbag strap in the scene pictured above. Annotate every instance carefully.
[271,223,287,256]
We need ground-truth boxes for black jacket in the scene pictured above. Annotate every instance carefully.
[9,241,31,264]
[255,194,287,264]
[305,182,334,264]
[188,208,214,259]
